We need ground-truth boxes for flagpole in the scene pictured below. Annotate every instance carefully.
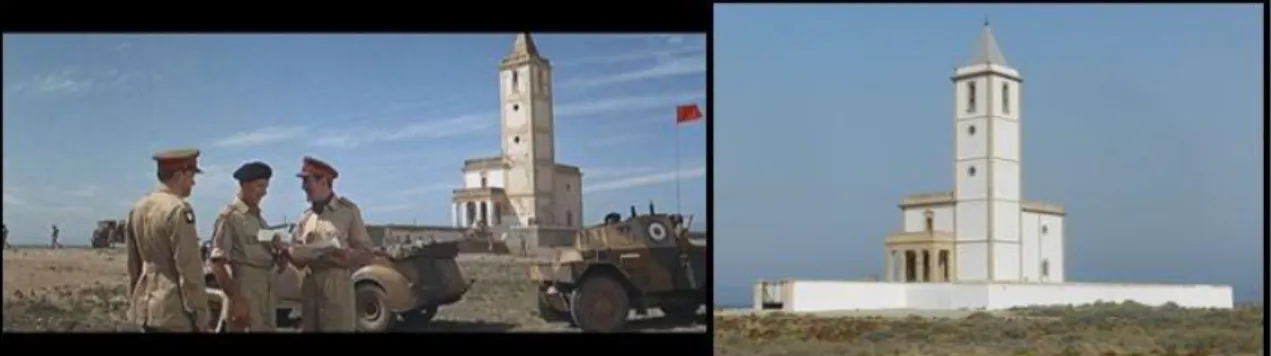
[675,115,682,215]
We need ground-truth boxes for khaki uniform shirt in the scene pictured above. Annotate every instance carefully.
[210,198,278,331]
[290,195,374,331]
[125,186,210,331]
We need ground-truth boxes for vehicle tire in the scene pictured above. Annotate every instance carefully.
[569,274,630,333]
[403,305,438,327]
[537,290,571,323]
[659,294,702,321]
[355,282,395,332]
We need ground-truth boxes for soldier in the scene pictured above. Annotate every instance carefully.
[3,223,9,249]
[283,156,374,332]
[124,148,211,332]
[50,224,61,249]
[208,161,286,332]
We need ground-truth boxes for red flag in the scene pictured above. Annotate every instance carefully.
[676,104,703,124]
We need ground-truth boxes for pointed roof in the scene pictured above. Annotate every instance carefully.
[510,32,540,58]
[967,20,1008,67]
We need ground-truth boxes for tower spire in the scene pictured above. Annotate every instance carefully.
[510,32,540,58]
[967,21,1008,67]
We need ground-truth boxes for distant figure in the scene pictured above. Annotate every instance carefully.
[50,224,61,249]
[3,223,9,249]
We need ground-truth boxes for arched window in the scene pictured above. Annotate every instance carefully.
[566,210,573,227]
[1041,259,1050,277]
[511,70,519,92]
[1002,83,1011,114]
[966,81,977,113]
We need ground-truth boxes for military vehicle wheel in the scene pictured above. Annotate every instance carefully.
[659,294,702,321]
[569,274,630,333]
[355,282,395,332]
[403,305,438,326]
[537,290,571,322]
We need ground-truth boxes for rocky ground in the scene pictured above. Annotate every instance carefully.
[1,247,706,333]
[715,303,1264,355]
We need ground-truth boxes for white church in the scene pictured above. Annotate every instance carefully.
[753,23,1234,312]
[449,33,584,236]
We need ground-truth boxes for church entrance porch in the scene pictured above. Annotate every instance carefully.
[883,231,955,283]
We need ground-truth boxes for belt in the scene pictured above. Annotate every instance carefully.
[230,259,275,270]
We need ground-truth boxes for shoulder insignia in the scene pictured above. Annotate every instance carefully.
[181,202,195,225]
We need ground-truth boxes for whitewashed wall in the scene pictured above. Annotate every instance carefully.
[777,281,1233,312]
[902,205,954,233]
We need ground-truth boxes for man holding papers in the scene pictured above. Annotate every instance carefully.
[284,156,375,332]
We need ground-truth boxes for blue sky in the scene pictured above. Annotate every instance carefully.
[714,5,1263,304]
[2,33,707,246]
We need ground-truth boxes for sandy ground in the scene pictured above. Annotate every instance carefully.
[1,247,706,333]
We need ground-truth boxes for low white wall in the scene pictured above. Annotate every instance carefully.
[786,281,909,312]
[779,280,1233,312]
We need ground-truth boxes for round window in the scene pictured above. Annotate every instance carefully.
[1042,225,1049,235]
[967,125,976,136]
[967,166,976,177]
[513,136,521,144]
[513,104,520,112]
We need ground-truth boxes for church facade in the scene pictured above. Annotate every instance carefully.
[450,33,584,231]
[883,23,1066,284]
[752,22,1232,313]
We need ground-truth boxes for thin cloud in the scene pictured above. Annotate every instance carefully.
[556,91,705,119]
[583,166,659,180]
[555,46,703,67]
[213,126,309,147]
[66,185,101,198]
[401,183,453,196]
[585,166,706,193]
[311,113,495,148]
[563,54,705,89]
[7,68,94,95]
[3,188,26,206]
[589,133,647,148]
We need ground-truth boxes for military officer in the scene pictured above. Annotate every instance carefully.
[209,161,286,332]
[283,156,374,332]
[124,148,211,332]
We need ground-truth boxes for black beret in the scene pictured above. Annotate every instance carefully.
[233,161,273,182]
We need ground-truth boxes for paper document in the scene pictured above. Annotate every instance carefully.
[292,238,344,258]
[255,229,289,243]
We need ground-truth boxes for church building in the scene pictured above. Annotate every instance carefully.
[882,22,1067,284]
[450,33,584,231]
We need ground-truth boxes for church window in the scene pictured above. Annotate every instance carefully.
[511,71,519,93]
[923,210,934,232]
[1041,260,1050,277]
[1041,225,1048,235]
[967,125,976,136]
[566,210,573,227]
[967,166,976,177]
[1002,83,1010,114]
[480,176,488,188]
[513,104,520,112]
[565,184,571,191]
[493,204,501,225]
[513,136,521,144]
[966,81,977,113]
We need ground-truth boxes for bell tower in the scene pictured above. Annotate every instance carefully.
[951,21,1023,282]
[499,33,558,227]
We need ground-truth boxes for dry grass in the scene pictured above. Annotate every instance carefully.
[714,302,1264,356]
[2,248,705,332]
